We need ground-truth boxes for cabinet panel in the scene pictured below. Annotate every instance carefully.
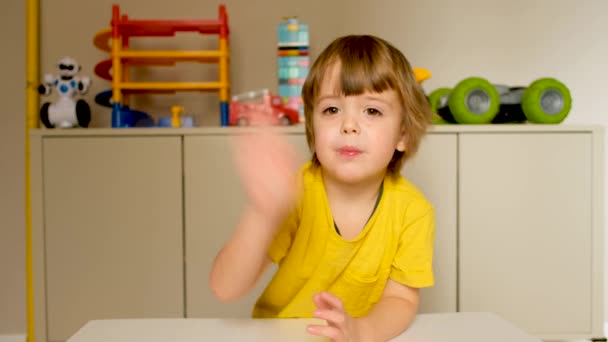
[184,133,311,317]
[459,133,592,336]
[43,137,184,341]
[403,134,458,313]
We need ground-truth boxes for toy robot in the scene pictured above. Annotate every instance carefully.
[38,56,92,128]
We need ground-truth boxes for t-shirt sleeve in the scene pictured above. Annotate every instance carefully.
[267,206,299,264]
[390,201,435,288]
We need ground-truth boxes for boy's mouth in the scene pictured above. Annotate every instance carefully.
[337,146,362,157]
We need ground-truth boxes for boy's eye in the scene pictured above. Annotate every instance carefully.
[366,108,382,116]
[322,107,339,115]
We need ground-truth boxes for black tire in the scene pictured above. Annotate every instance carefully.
[40,102,54,128]
[448,77,500,124]
[76,99,91,127]
[521,78,571,124]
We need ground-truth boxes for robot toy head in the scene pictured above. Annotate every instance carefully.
[57,56,81,80]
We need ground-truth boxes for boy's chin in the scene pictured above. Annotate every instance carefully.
[323,166,386,185]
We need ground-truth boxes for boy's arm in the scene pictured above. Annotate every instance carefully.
[307,280,419,342]
[209,129,301,302]
[357,279,420,341]
[208,205,281,302]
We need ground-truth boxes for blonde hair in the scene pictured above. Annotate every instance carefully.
[301,35,432,175]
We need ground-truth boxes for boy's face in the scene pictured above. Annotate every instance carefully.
[312,65,407,184]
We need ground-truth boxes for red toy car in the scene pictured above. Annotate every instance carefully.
[229,89,300,126]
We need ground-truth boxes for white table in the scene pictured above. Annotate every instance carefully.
[67,312,542,342]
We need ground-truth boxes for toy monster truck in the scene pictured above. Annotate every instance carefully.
[428,77,572,124]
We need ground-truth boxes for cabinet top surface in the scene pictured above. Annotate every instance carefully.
[30,123,603,137]
[66,313,541,342]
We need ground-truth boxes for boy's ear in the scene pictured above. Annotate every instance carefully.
[396,130,407,152]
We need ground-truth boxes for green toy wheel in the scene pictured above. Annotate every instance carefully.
[428,88,452,124]
[448,77,500,124]
[521,78,571,124]
[428,88,451,113]
[432,115,449,125]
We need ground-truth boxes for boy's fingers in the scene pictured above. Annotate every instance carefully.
[314,309,345,327]
[313,293,332,310]
[320,291,344,311]
[306,324,343,341]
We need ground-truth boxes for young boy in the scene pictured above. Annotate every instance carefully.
[210,34,435,342]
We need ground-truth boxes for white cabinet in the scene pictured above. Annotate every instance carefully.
[30,125,604,342]
[402,133,458,313]
[459,132,604,340]
[32,136,184,342]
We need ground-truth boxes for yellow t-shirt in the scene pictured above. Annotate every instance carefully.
[252,162,435,318]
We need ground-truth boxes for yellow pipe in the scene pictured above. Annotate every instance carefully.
[112,34,122,104]
[120,81,223,91]
[25,0,39,341]
[219,38,228,101]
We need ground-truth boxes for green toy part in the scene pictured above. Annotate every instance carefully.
[428,87,451,113]
[427,87,451,124]
[448,77,500,124]
[521,78,572,124]
[432,115,449,125]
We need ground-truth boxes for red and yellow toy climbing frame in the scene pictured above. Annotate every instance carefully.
[93,4,230,127]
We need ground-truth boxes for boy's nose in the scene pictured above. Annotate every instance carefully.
[341,116,360,134]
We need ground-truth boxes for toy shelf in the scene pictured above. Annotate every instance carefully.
[94,4,231,127]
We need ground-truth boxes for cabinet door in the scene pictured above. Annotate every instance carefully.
[402,134,458,313]
[184,132,311,318]
[459,133,592,336]
[43,137,184,342]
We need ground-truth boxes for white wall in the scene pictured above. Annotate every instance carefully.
[0,0,26,336]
